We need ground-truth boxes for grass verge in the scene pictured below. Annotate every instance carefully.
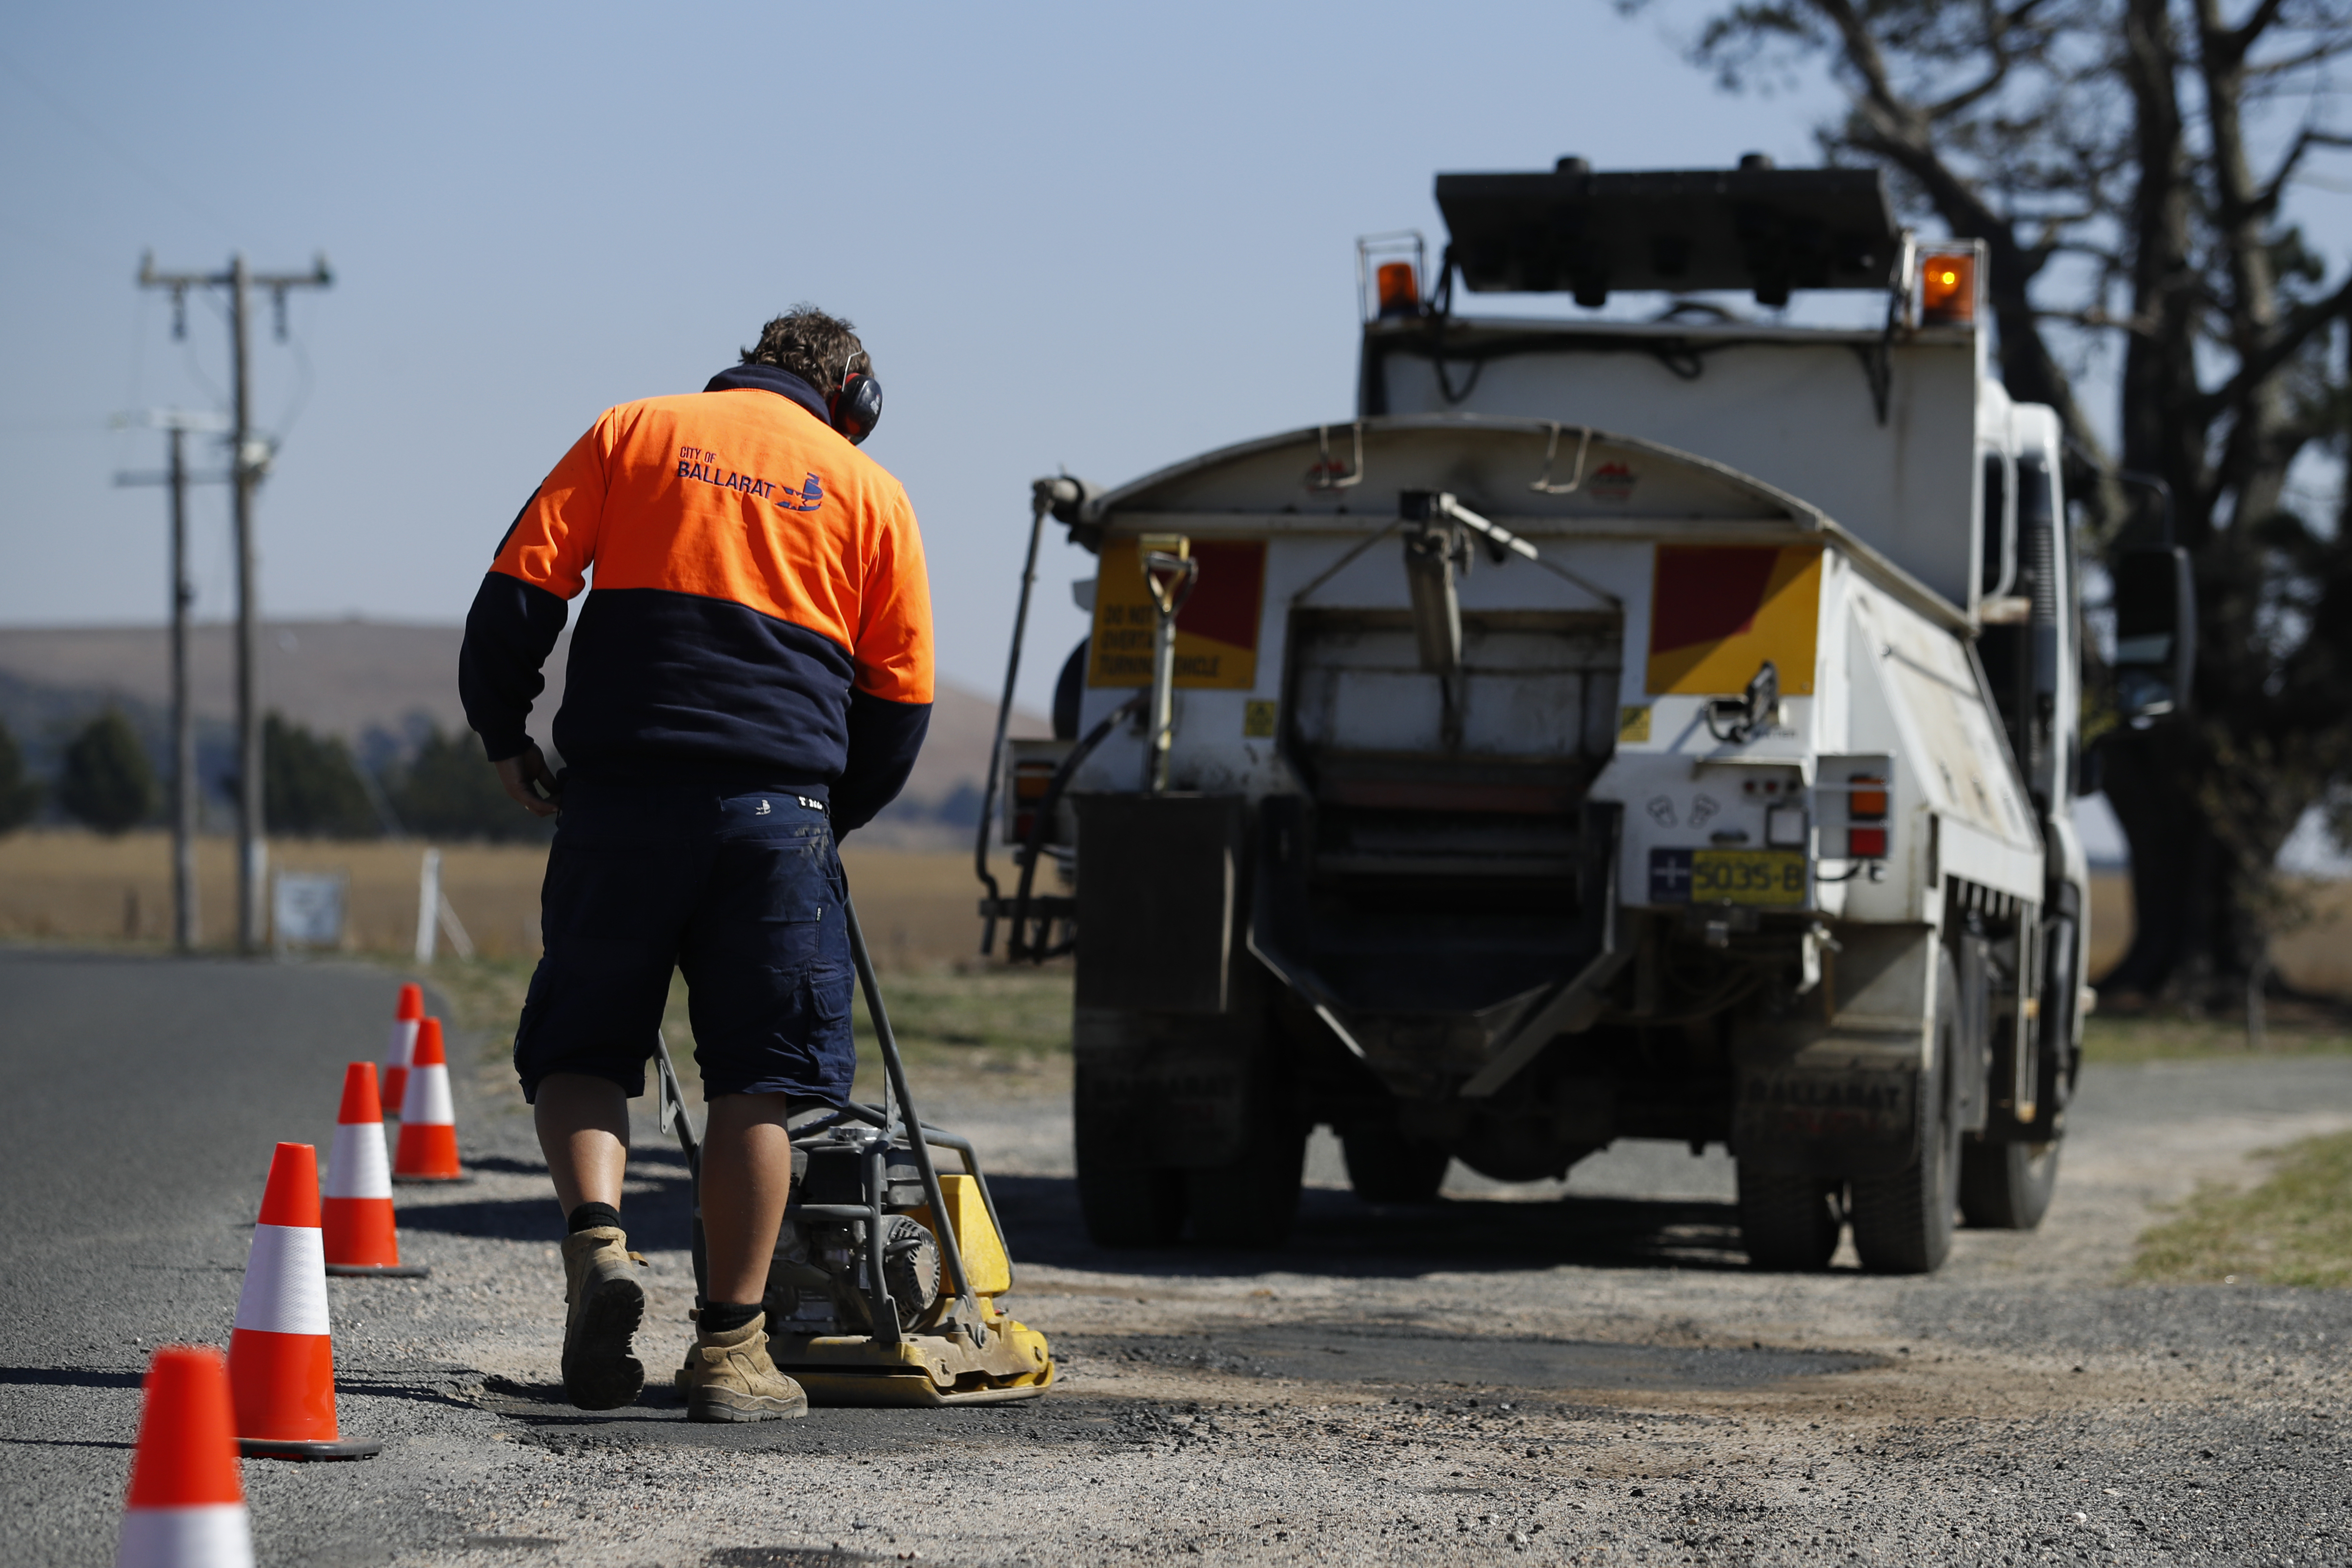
[2083,1014,2352,1065]
[2130,1130,2352,1287]
[388,954,1074,1113]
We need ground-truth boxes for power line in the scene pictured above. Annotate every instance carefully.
[0,52,236,241]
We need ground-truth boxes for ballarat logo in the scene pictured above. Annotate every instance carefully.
[677,447,823,512]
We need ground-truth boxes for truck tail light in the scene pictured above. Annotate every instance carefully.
[1920,253,1975,324]
[1010,758,1057,847]
[1846,772,1887,859]
[1377,262,1421,318]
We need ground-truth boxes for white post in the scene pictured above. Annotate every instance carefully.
[248,838,269,950]
[414,847,441,964]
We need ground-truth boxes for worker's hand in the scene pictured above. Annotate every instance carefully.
[495,744,562,818]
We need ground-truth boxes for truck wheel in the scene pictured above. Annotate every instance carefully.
[1849,950,1966,1274]
[1073,1067,1187,1247]
[1075,1163,1188,1248]
[1339,1117,1450,1204]
[1736,1171,1843,1270]
[1187,1114,1308,1248]
[1959,1138,2061,1229]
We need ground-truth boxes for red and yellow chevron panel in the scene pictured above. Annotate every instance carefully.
[1645,544,1823,696]
[1089,538,1267,691]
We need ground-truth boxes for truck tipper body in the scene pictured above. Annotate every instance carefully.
[982,163,2097,1271]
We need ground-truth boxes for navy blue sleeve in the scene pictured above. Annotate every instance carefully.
[459,571,569,762]
[831,689,931,834]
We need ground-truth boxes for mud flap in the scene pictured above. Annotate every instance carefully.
[1073,793,1245,1015]
[1733,923,1935,1180]
[1074,962,1276,1172]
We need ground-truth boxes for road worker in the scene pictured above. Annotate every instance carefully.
[457,306,932,1422]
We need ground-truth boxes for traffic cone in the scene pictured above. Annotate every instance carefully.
[115,1345,251,1568]
[382,983,423,1117]
[392,1018,465,1183]
[323,1063,427,1278]
[227,1142,379,1460]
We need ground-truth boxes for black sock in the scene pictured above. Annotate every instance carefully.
[700,1301,762,1335]
[566,1201,622,1235]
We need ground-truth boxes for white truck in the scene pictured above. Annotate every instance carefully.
[976,160,2191,1273]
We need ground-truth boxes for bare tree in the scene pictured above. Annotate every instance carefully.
[1655,0,2352,1008]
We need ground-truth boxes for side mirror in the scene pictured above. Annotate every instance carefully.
[2112,546,2195,723]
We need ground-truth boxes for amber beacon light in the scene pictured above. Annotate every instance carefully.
[1919,253,1975,324]
[1376,261,1421,318]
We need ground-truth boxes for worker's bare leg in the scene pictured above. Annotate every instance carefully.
[535,1072,644,1409]
[699,1091,795,1303]
[682,1090,806,1422]
[535,1072,629,1212]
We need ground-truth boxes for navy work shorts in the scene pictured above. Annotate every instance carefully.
[512,780,854,1105]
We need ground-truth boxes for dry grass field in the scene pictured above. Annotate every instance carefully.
[5,827,2347,994]
[0,828,996,967]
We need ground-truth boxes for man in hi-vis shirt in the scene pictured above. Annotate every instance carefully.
[459,306,931,1422]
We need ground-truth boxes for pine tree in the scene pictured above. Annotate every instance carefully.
[263,712,381,837]
[0,718,40,833]
[58,708,158,835]
[390,724,553,843]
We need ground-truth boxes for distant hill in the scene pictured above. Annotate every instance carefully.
[0,620,1043,838]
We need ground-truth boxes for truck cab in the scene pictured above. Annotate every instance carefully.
[985,160,2089,1273]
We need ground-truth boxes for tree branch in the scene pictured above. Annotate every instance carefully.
[2197,269,2352,419]
[2245,36,2352,80]
[2254,125,2352,215]
[2215,0,2291,61]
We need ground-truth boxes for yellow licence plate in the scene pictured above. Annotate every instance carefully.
[1692,850,1808,905]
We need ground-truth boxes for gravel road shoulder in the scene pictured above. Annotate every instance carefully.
[5,952,2347,1567]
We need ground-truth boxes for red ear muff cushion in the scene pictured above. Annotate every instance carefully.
[831,373,883,446]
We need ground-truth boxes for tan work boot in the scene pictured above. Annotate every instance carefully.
[683,1311,809,1423]
[559,1225,645,1410]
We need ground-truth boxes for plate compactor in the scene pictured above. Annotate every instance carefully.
[652,895,1054,1407]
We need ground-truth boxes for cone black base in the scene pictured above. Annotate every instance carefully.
[239,1435,383,1461]
[392,1172,473,1185]
[325,1262,430,1278]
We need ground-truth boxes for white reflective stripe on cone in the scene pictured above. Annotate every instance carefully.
[401,1064,453,1125]
[116,1504,254,1568]
[383,1018,417,1071]
[324,1121,391,1201]
[233,1224,330,1336]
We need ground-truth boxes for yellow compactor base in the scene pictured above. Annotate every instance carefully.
[772,1318,1055,1406]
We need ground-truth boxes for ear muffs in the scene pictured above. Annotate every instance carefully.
[830,371,883,446]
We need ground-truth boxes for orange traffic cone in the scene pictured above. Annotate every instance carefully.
[381,982,423,1117]
[323,1064,427,1278]
[392,1018,465,1183]
[115,1345,251,1568]
[227,1143,379,1460]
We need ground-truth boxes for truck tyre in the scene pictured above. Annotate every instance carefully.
[1073,1067,1187,1247]
[1959,1138,2061,1229]
[1339,1117,1450,1204]
[1186,1113,1308,1248]
[1075,1163,1188,1248]
[1736,1172,1843,1270]
[1849,949,1966,1274]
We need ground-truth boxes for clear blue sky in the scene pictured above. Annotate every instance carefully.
[0,0,1848,714]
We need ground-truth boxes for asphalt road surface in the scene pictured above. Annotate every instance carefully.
[3,948,2349,1567]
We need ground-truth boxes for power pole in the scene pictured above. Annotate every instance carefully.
[139,251,331,954]
[114,410,231,953]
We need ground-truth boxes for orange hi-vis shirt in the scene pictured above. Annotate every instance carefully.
[457,363,933,831]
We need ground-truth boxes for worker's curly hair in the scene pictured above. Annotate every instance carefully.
[741,305,872,395]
